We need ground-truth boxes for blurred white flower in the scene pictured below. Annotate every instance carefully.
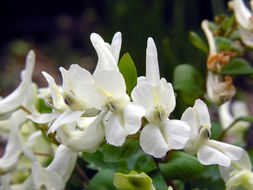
[202,20,236,105]
[229,0,253,47]
[219,150,253,190]
[181,99,243,167]
[229,0,253,31]
[132,38,190,158]
[0,50,35,116]
[219,100,250,142]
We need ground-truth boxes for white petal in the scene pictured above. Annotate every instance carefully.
[32,162,64,190]
[233,0,253,30]
[219,101,234,130]
[27,111,59,124]
[0,82,26,115]
[123,103,145,135]
[60,64,92,91]
[104,112,126,146]
[226,170,251,190]
[157,79,176,116]
[24,50,35,82]
[0,110,27,135]
[56,111,106,153]
[233,150,252,171]
[47,145,77,183]
[140,124,168,158]
[42,71,66,110]
[60,65,104,109]
[239,27,253,48]
[10,176,33,190]
[219,165,235,182]
[111,32,122,63]
[232,100,249,119]
[0,174,12,190]
[137,76,146,84]
[208,140,243,161]
[90,33,118,72]
[146,38,160,83]
[218,152,251,183]
[0,120,22,173]
[197,145,231,166]
[131,81,154,116]
[48,110,84,134]
[193,99,211,127]
[201,20,217,55]
[164,119,190,150]
[93,70,126,99]
[181,107,199,139]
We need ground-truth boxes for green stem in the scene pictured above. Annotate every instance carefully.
[217,117,253,141]
[152,156,178,190]
[20,105,32,114]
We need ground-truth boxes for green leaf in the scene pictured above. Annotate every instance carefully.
[173,64,204,96]
[237,116,253,123]
[82,149,117,171]
[221,15,234,31]
[221,58,253,75]
[104,139,140,162]
[189,31,209,53]
[36,98,52,113]
[134,154,157,174]
[86,170,116,190]
[210,121,222,140]
[215,36,243,53]
[118,53,137,94]
[159,151,203,181]
[149,171,167,190]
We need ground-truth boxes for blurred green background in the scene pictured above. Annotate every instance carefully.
[0,0,230,93]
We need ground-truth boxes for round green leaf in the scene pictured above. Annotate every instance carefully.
[104,139,140,162]
[173,64,204,95]
[159,151,203,181]
[222,58,253,75]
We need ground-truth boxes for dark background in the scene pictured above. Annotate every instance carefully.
[0,0,230,91]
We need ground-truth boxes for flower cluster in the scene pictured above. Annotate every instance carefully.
[0,30,247,189]
[1,1,253,187]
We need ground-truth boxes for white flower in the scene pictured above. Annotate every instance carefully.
[0,114,23,174]
[59,64,104,112]
[219,150,253,190]
[131,38,190,158]
[90,32,145,146]
[238,27,253,48]
[229,0,253,47]
[28,70,104,153]
[32,145,77,190]
[55,111,105,153]
[0,50,35,116]
[229,0,253,31]
[181,99,243,167]
[219,100,250,137]
[28,72,84,134]
[0,145,77,190]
